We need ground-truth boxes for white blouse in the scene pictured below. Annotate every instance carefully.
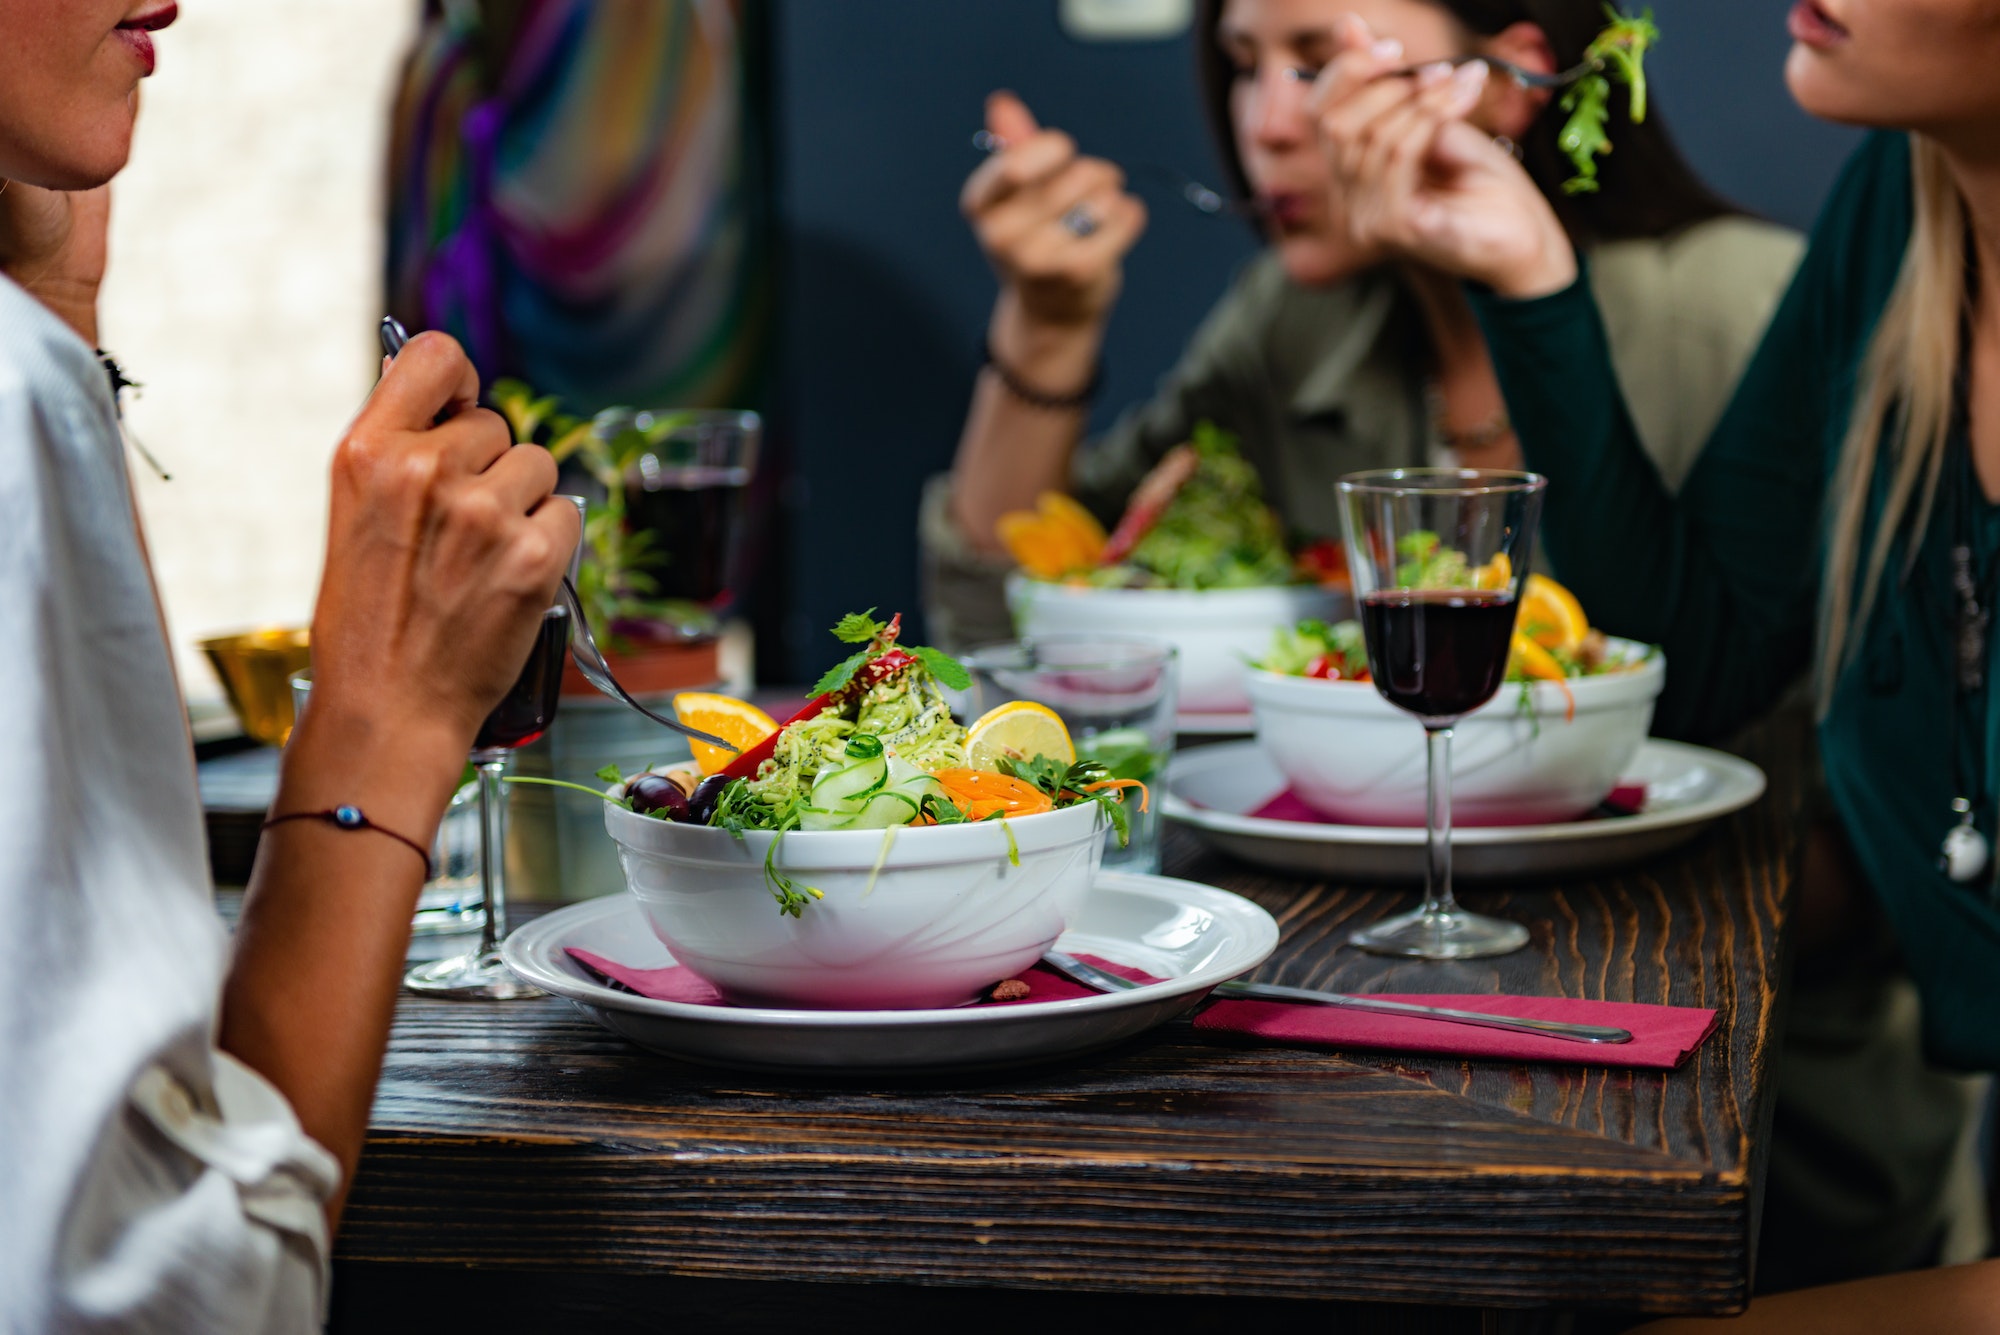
[0,275,336,1332]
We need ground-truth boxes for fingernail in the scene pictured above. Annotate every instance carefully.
[1448,63,1488,113]
[1372,38,1404,63]
[1416,61,1454,88]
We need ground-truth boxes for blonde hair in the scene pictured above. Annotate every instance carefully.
[1816,136,1971,707]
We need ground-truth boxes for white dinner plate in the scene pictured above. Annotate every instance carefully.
[1178,710,1258,736]
[1163,739,1766,882]
[501,872,1279,1073]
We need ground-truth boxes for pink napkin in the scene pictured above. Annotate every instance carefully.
[1194,992,1718,1069]
[1247,783,1648,825]
[563,948,1159,1008]
[565,948,1715,1068]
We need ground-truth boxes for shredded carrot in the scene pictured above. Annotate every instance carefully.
[1081,778,1151,814]
[931,769,1055,820]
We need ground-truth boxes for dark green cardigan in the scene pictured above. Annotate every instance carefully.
[1472,131,2000,1069]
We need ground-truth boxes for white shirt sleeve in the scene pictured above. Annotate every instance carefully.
[0,276,339,1333]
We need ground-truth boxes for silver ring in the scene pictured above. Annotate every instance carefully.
[1494,134,1522,160]
[1060,206,1099,238]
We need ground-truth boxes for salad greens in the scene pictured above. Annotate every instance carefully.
[1108,422,1293,590]
[1558,8,1661,195]
[608,611,1141,916]
[1253,619,1371,681]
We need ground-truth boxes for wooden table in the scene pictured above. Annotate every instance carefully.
[327,728,1802,1334]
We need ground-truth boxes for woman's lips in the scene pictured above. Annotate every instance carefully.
[1787,0,1849,49]
[1262,192,1312,229]
[114,1,178,76]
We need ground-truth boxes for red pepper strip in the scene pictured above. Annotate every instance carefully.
[717,647,920,781]
[1098,444,1198,566]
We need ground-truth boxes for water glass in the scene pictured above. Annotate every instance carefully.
[962,636,1178,875]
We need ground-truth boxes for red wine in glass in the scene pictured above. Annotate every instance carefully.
[473,605,570,753]
[1360,590,1519,721]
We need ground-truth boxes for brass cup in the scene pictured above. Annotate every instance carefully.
[199,627,312,748]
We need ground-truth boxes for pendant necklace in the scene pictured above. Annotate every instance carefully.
[1943,350,1993,883]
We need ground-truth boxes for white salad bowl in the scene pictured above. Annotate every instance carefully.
[603,798,1108,1010]
[1245,638,1666,827]
[1007,575,1345,715]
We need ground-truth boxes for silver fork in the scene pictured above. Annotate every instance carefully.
[555,575,740,755]
[1385,53,1602,90]
[1042,950,1633,1045]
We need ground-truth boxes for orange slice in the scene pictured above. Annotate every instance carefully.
[1035,492,1107,565]
[672,692,779,775]
[1517,574,1589,652]
[1468,551,1513,591]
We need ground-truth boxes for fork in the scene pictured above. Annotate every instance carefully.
[555,576,740,755]
[1042,950,1633,1044]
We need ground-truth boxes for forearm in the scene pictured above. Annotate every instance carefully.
[218,704,466,1227]
[947,293,1103,553]
[1634,1260,2000,1335]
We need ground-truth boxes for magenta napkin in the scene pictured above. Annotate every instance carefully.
[1246,783,1648,825]
[563,948,1159,1008]
[1193,992,1718,1069]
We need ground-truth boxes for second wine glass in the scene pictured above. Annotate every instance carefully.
[404,496,587,999]
[1337,468,1547,960]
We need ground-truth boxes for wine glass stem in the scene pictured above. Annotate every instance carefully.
[475,756,510,956]
[1423,724,1458,918]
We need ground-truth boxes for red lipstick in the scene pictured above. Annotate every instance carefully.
[115,2,178,77]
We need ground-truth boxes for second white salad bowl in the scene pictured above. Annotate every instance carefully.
[1245,638,1666,827]
[604,796,1108,1010]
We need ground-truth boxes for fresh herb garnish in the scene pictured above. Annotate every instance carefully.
[998,754,1138,849]
[1558,7,1660,195]
[808,609,971,697]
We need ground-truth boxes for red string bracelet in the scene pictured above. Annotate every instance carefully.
[262,806,434,878]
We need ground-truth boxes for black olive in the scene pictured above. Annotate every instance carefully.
[688,774,731,825]
[627,774,691,822]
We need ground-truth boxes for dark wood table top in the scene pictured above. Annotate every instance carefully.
[334,724,1802,1325]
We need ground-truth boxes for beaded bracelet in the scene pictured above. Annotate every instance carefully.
[981,337,1103,412]
[263,806,434,878]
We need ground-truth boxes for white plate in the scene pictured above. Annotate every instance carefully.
[1178,710,1257,736]
[1163,739,1765,882]
[501,872,1279,1073]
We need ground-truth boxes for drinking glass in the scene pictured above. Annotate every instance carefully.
[1337,468,1547,959]
[612,407,761,609]
[962,636,1178,874]
[405,495,588,999]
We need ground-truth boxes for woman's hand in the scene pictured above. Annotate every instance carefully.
[1310,20,1576,298]
[0,180,109,344]
[303,332,577,768]
[960,91,1146,384]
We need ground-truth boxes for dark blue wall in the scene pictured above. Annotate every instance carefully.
[768,0,1861,679]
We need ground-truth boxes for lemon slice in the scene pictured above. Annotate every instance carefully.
[672,692,780,775]
[966,700,1075,774]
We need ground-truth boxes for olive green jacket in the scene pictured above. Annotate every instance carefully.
[920,216,1804,651]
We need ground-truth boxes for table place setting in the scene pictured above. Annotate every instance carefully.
[543,883,1720,1072]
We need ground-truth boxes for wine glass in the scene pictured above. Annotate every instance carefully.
[405,496,587,999]
[1336,468,1547,959]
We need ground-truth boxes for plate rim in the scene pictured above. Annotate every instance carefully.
[1161,738,1766,848]
[501,871,1279,1029]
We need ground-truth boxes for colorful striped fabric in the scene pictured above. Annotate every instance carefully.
[386,0,768,412]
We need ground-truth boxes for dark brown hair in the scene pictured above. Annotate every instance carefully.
[1193,0,1740,244]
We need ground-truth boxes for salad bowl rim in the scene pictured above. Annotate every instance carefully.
[603,786,1108,853]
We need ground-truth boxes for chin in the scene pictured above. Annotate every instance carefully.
[24,123,133,190]
[1273,232,1377,289]
[1783,44,1884,127]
